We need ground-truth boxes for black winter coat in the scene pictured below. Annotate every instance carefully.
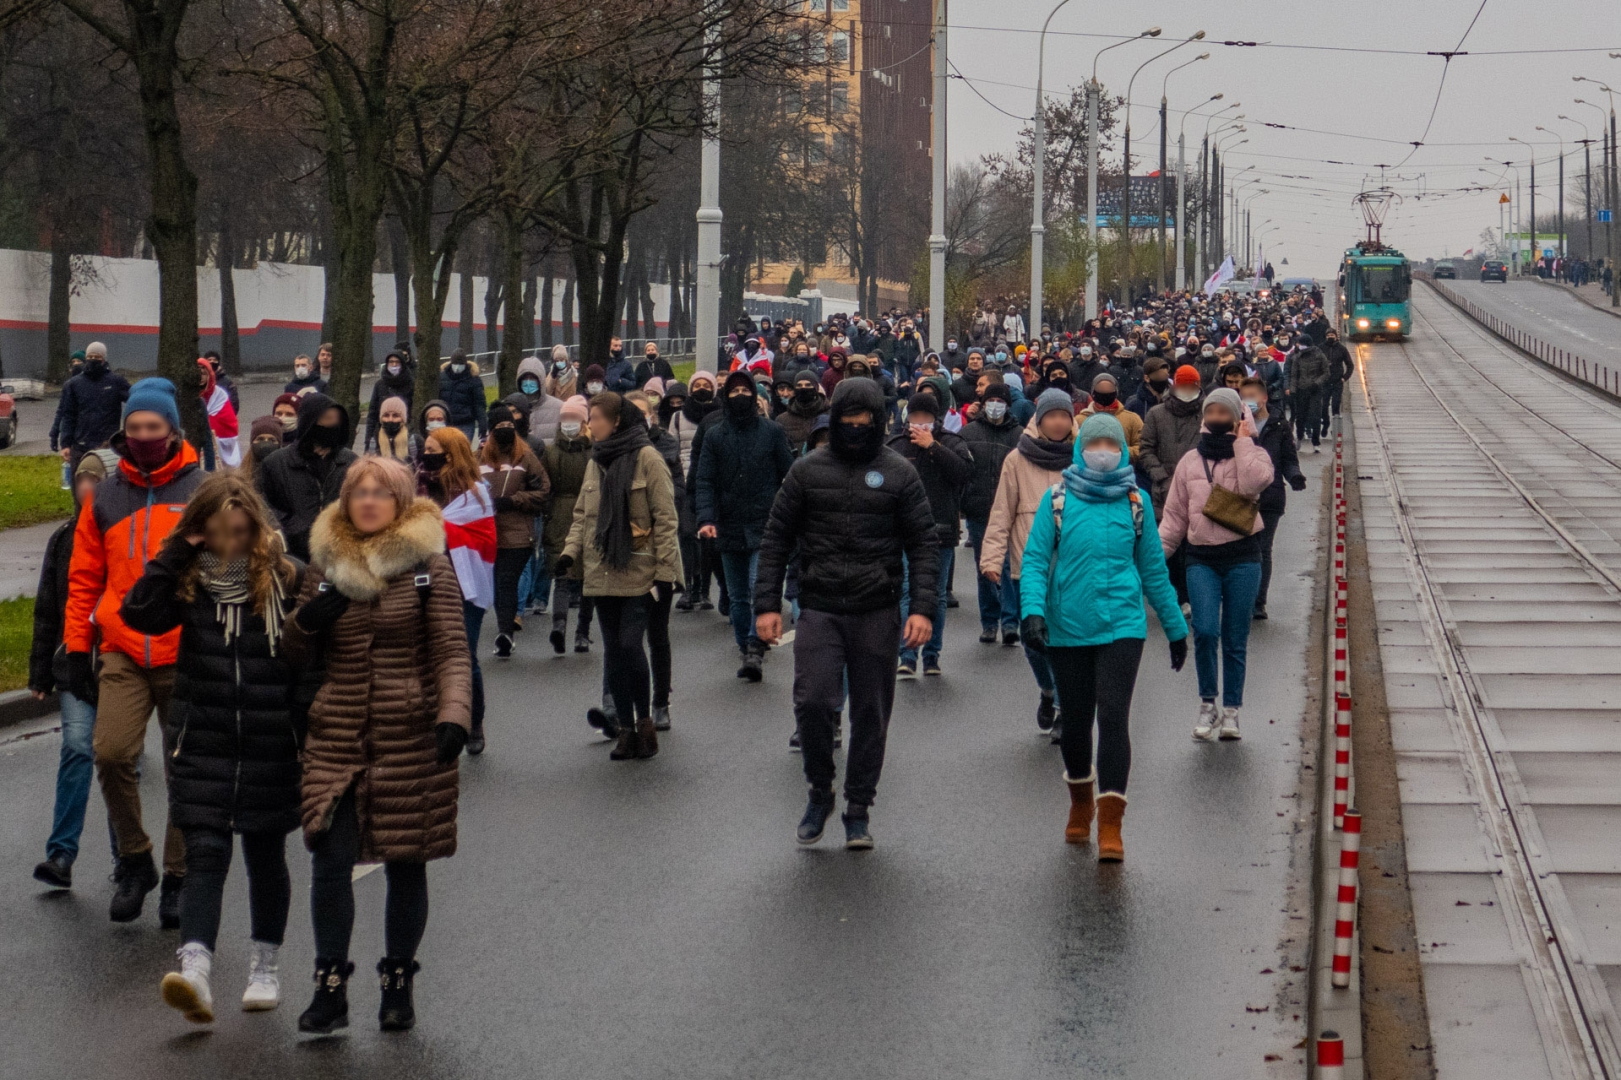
[1254,414,1305,514]
[121,540,312,835]
[634,356,676,387]
[959,414,1021,521]
[693,412,795,552]
[28,517,77,695]
[257,394,359,561]
[648,424,694,535]
[775,395,830,454]
[284,371,328,396]
[437,364,488,434]
[1288,347,1331,394]
[885,425,973,546]
[58,368,131,451]
[366,366,417,445]
[753,445,940,617]
[1324,342,1355,385]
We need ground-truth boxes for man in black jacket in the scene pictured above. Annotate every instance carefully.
[754,377,938,850]
[695,371,795,680]
[887,390,972,677]
[256,394,357,560]
[958,381,1021,642]
[1241,378,1307,619]
[57,342,130,469]
[438,349,487,440]
[1323,329,1355,420]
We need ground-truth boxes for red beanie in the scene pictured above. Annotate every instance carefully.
[1173,364,1202,387]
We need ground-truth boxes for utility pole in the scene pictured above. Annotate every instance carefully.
[1157,95,1168,293]
[1559,150,1566,262]
[927,0,947,350]
[694,24,722,371]
[1612,109,1619,304]
[1193,136,1207,286]
[1581,138,1594,259]
[1531,157,1537,268]
[1084,80,1100,320]
[1175,128,1187,290]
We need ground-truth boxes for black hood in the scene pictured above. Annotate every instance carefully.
[294,392,351,451]
[829,375,885,421]
[418,397,452,438]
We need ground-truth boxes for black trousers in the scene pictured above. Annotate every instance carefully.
[793,606,902,808]
[1293,388,1324,444]
[551,577,594,636]
[647,582,674,708]
[1047,638,1145,794]
[1327,379,1344,417]
[679,534,702,598]
[493,547,532,635]
[178,827,291,951]
[1256,507,1285,608]
[697,536,721,602]
[595,594,652,723]
[309,790,429,962]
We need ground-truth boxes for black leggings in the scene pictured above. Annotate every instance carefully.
[647,582,674,708]
[493,547,532,635]
[309,790,429,962]
[1047,638,1145,795]
[551,576,594,634]
[179,827,291,951]
[594,594,651,723]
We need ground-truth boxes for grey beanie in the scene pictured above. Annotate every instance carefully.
[1203,387,1244,422]
[1034,388,1075,423]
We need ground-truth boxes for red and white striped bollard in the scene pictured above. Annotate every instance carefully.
[1317,1029,1345,1079]
[1331,811,1361,989]
[1333,695,1352,829]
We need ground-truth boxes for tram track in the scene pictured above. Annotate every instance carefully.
[1354,289,1621,1078]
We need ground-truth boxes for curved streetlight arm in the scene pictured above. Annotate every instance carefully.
[1092,27,1161,82]
[1126,32,1206,128]
[1162,53,1209,100]
[1181,94,1225,140]
[1204,104,1241,139]
[1557,114,1590,140]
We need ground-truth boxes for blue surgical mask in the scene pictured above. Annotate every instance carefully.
[1083,447,1121,472]
[520,378,540,394]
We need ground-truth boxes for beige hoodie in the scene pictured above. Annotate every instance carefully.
[979,419,1070,581]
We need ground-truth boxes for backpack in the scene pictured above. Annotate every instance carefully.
[1048,483,1144,542]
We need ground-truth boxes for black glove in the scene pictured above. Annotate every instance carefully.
[435,722,468,764]
[1169,637,1188,671]
[553,553,574,577]
[295,586,351,634]
[1289,474,1307,492]
[1020,615,1048,653]
[492,495,516,513]
[66,652,95,702]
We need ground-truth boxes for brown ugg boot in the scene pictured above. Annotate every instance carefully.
[635,717,659,759]
[609,725,640,760]
[1064,772,1095,844]
[1096,793,1127,862]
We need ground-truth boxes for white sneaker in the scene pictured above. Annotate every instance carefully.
[161,942,215,1024]
[1219,707,1242,741]
[242,941,281,1011]
[1194,701,1219,741]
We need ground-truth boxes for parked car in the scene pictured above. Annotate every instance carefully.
[0,386,16,450]
[1433,259,1457,280]
[1479,260,1508,283]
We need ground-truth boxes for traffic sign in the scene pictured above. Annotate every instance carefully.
[1600,209,1614,223]
[1499,193,1510,204]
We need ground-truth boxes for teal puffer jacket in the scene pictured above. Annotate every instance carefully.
[1018,429,1188,648]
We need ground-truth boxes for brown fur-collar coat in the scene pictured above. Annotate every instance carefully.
[283,496,472,862]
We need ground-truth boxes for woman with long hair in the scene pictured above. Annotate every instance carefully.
[420,427,496,754]
[121,472,310,1022]
[557,392,681,759]
[283,457,473,1033]
[479,402,550,660]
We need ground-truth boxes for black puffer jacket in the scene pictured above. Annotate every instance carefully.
[693,389,795,552]
[959,413,1022,521]
[753,379,940,616]
[58,366,131,451]
[885,423,972,546]
[648,423,694,535]
[121,539,313,835]
[437,361,488,435]
[1288,346,1331,394]
[365,362,417,446]
[256,394,359,561]
[1254,413,1305,513]
[28,518,77,695]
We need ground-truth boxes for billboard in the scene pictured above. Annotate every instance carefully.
[1091,175,1177,229]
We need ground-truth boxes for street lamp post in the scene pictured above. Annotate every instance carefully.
[1177,93,1223,291]
[1573,77,1619,304]
[1157,53,1208,293]
[1085,28,1162,321]
[694,24,722,372]
[1028,0,1075,344]
[1559,115,1594,260]
[1511,136,1536,265]
[1122,31,1205,305]
[1537,126,1566,263]
[1198,105,1240,280]
[928,0,947,350]
[1576,98,1612,287]
[1485,158,1522,270]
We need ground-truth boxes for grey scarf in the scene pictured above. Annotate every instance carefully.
[197,552,287,656]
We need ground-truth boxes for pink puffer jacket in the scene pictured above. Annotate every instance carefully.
[1158,435,1274,553]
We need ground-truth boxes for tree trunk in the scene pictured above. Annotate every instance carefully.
[639,265,657,341]
[457,248,474,352]
[218,218,242,376]
[389,217,412,348]
[409,247,458,412]
[540,272,554,346]
[499,213,525,398]
[561,273,575,346]
[319,204,338,346]
[482,258,503,356]
[46,232,72,384]
[521,272,537,351]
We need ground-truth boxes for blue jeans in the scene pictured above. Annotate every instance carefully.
[518,518,548,608]
[463,601,486,729]
[46,690,98,864]
[965,518,1017,631]
[899,546,952,665]
[1186,560,1262,708]
[719,549,761,651]
[1010,576,1059,705]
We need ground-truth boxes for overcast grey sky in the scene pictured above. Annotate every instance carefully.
[942,0,1621,274]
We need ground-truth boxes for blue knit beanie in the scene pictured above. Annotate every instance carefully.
[122,377,181,432]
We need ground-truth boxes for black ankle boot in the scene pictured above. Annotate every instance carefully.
[298,959,354,1033]
[378,958,420,1031]
[108,850,158,923]
[157,872,184,929]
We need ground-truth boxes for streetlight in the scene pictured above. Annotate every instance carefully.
[1536,125,1567,260]
[1484,158,1521,268]
[1180,93,1224,290]
[1241,193,1268,269]
[1560,114,1595,259]
[1511,135,1540,258]
[1156,52,1208,291]
[1233,175,1262,262]
[1575,98,1615,291]
[1083,27,1161,320]
[1029,0,1079,343]
[1574,79,1619,303]
[1122,30,1206,303]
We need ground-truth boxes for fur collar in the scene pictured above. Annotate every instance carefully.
[309,496,445,601]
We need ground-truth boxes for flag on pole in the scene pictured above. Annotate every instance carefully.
[1203,255,1235,298]
[1462,248,1473,256]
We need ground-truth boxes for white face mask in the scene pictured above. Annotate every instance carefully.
[946,341,958,351]
[387,363,401,376]
[1201,347,1215,358]
[451,363,466,374]
[586,381,604,395]
[1079,347,1092,359]
[560,421,582,437]
[294,366,310,379]
[426,419,446,431]
[1082,448,1121,472]
[983,400,1008,422]
[1173,387,1201,402]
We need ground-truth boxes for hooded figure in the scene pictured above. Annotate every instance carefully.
[437,350,487,438]
[776,370,830,453]
[515,356,562,444]
[366,349,417,449]
[256,393,358,561]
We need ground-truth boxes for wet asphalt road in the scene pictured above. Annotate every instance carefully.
[1445,279,1621,370]
[0,454,1324,1079]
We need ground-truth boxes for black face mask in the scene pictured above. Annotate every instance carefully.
[725,392,757,422]
[794,386,820,406]
[86,358,108,376]
[691,388,714,404]
[1047,377,1068,390]
[1204,419,1234,436]
[610,349,624,360]
[251,441,279,464]
[830,419,883,463]
[421,452,447,473]
[493,427,516,449]
[1091,390,1118,408]
[311,423,346,449]
[1149,378,1171,393]
[381,420,403,439]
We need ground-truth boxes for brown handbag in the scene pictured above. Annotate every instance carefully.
[1199,456,1259,536]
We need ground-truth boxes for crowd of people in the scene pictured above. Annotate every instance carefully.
[25,280,1340,1030]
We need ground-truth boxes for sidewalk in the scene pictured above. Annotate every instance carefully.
[1531,276,1621,320]
[0,520,63,600]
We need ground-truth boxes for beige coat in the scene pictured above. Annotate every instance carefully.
[562,444,682,596]
[978,422,1069,582]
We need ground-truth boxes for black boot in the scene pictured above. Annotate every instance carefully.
[550,615,567,654]
[108,850,159,923]
[378,958,420,1031]
[573,627,591,653]
[466,715,486,756]
[736,643,764,682]
[298,959,354,1034]
[157,872,184,929]
[33,854,72,889]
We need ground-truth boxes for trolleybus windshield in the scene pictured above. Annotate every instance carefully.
[1356,265,1409,303]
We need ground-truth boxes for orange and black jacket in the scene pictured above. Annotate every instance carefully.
[65,442,203,666]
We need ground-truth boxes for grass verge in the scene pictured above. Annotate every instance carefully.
[0,456,74,531]
[0,596,35,693]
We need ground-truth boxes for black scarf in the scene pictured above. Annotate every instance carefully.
[590,419,651,571]
[1017,433,1073,472]
[682,397,719,426]
[1198,431,1236,460]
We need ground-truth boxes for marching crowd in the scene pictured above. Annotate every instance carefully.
[25,280,1345,1032]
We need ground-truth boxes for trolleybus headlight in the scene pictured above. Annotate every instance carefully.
[1356,318,1370,329]
[1386,319,1401,329]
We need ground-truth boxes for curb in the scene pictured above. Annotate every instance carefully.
[1528,275,1621,321]
[0,688,56,730]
